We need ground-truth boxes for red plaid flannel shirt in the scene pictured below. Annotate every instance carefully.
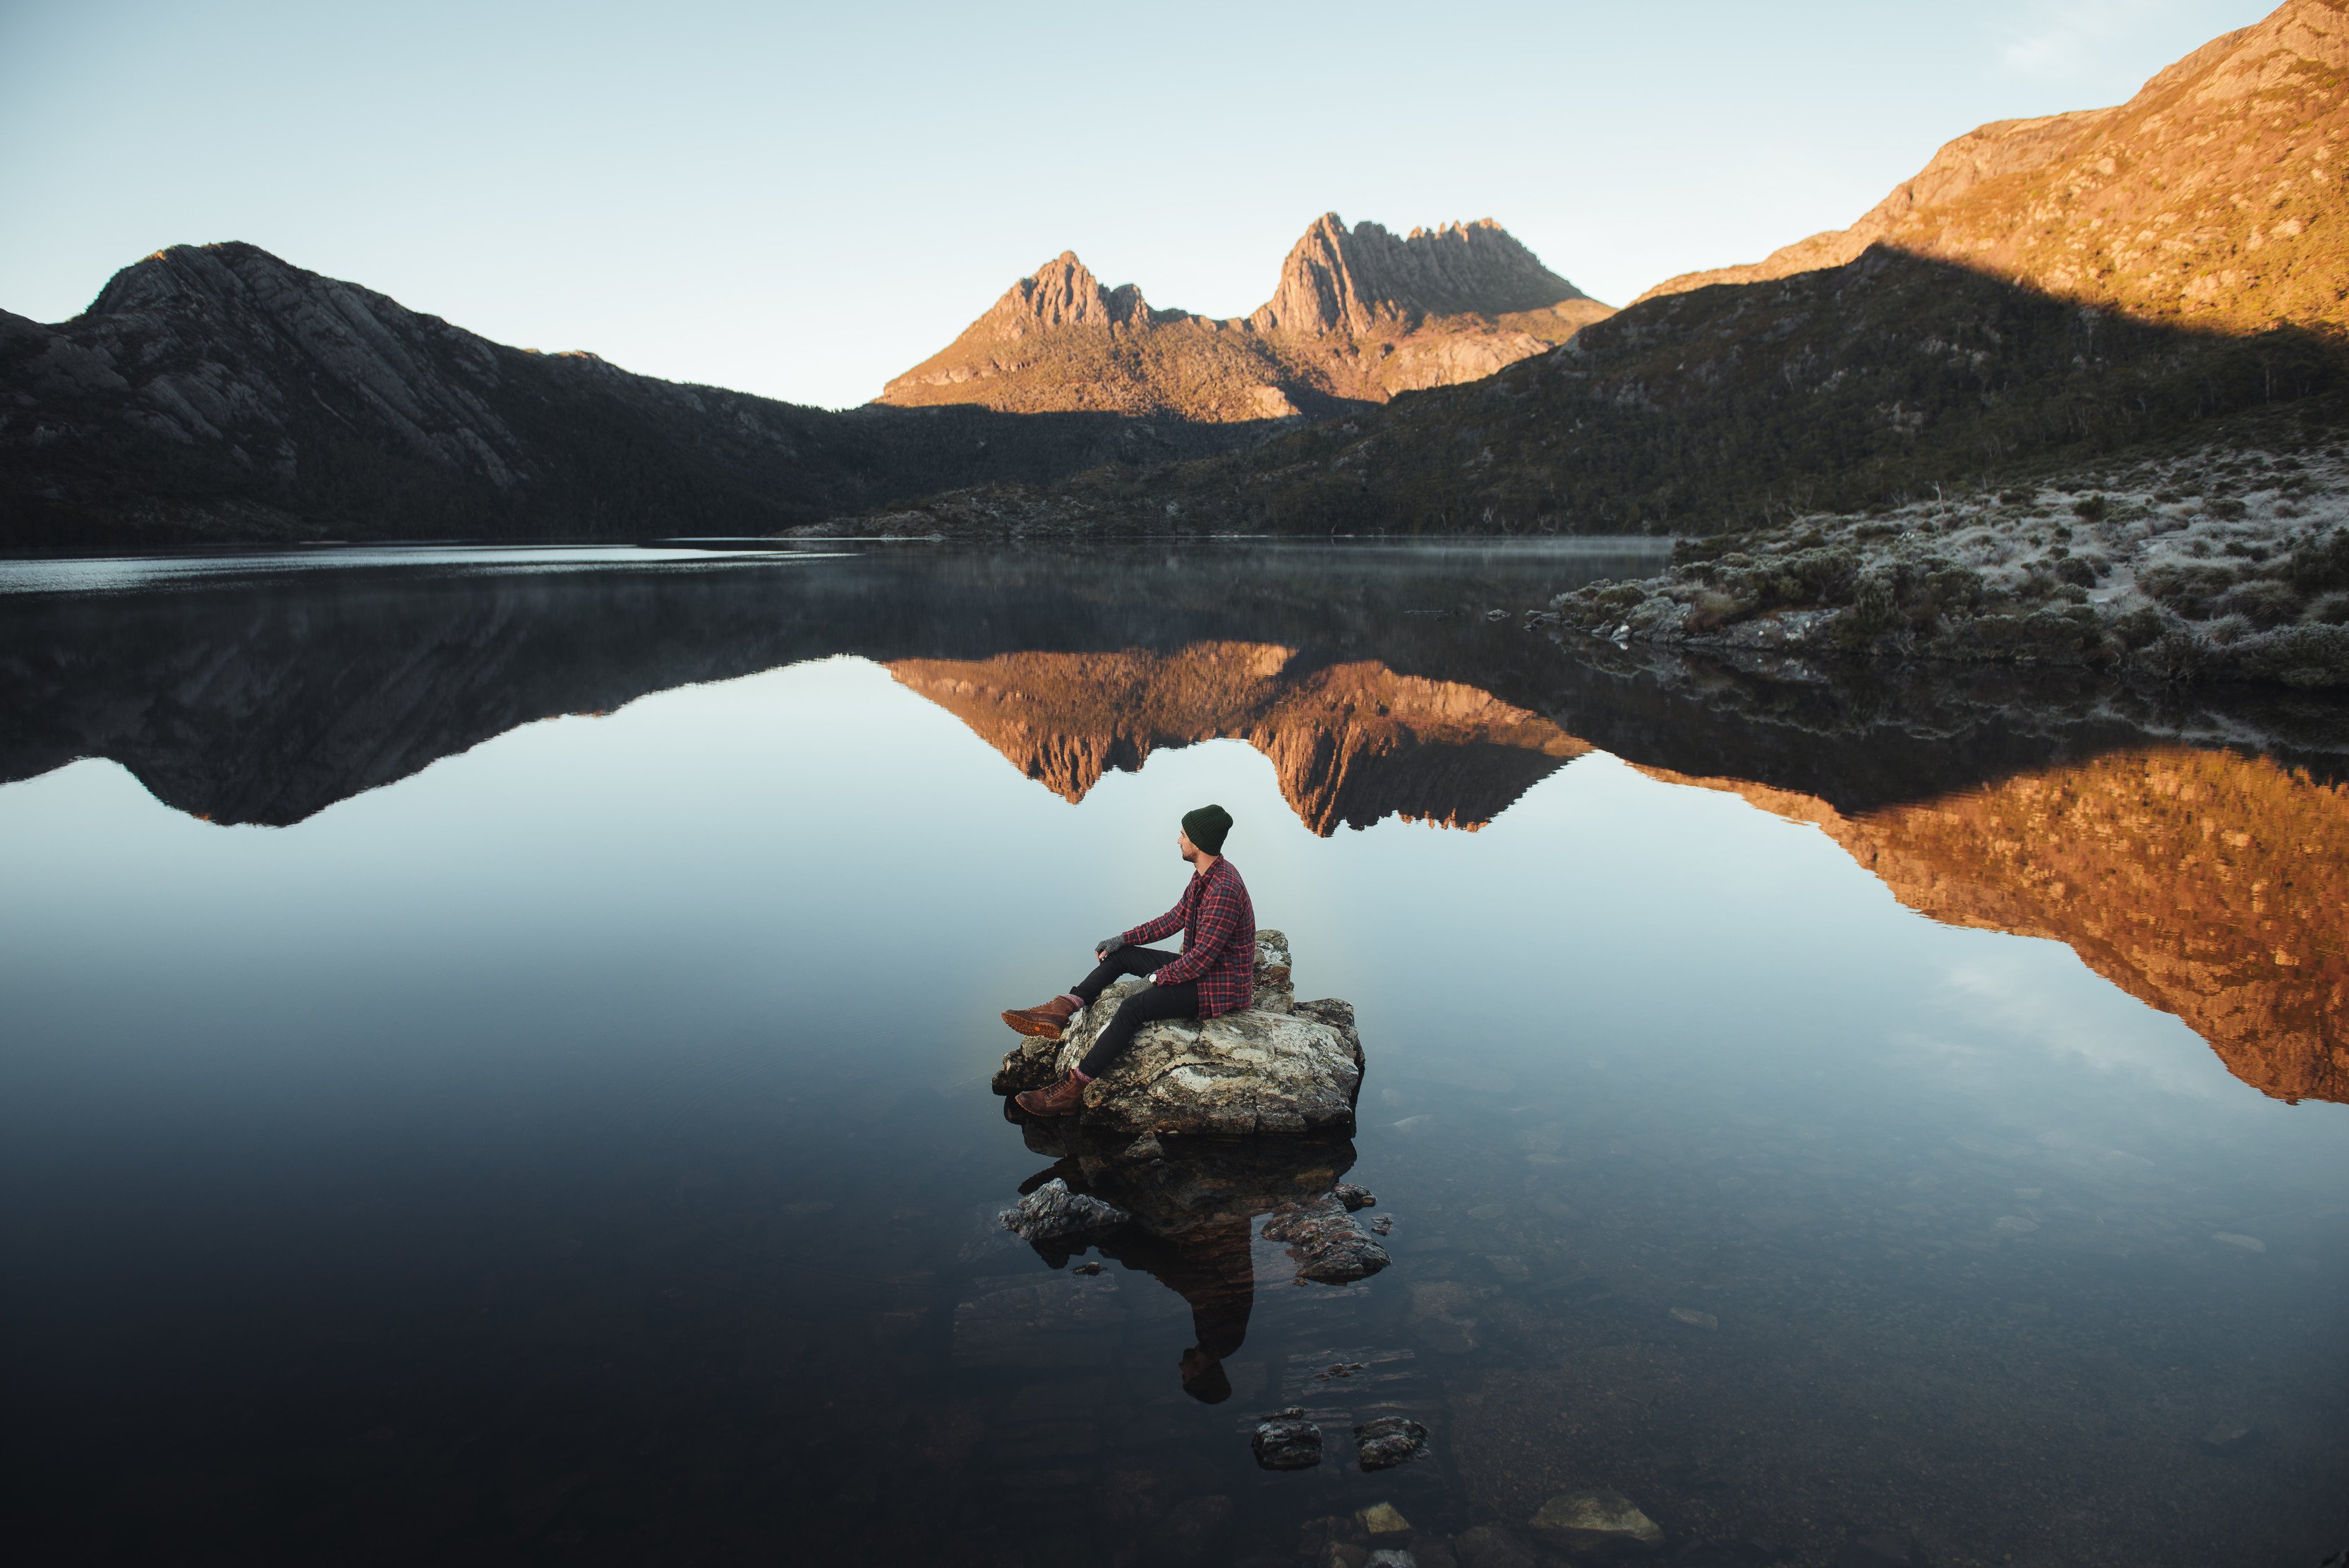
[1122,856,1256,1017]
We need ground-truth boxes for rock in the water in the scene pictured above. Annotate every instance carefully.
[1365,1552,1418,1568]
[1160,1494,1236,1558]
[1528,1491,1663,1553]
[1353,1416,1430,1471]
[1359,1502,1412,1536]
[1668,1307,1718,1329]
[1252,1408,1323,1470]
[2200,1421,2258,1452]
[1336,1182,1376,1209]
[1000,1178,1128,1246]
[1367,1214,1394,1235]
[1453,1525,1538,1568]
[1266,1195,1392,1283]
[993,931,1365,1137]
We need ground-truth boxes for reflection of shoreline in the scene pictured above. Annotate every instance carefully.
[890,644,1589,835]
[1639,749,2349,1106]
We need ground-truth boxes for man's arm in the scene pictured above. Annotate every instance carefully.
[1121,897,1188,948]
[1147,879,1240,985]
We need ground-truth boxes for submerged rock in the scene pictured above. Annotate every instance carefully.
[994,931,1366,1137]
[1528,1490,1663,1554]
[1000,1178,1128,1246]
[1353,1416,1430,1471]
[2200,1421,2258,1452]
[1252,1407,1323,1470]
[1264,1195,1392,1284]
[1453,1525,1538,1568]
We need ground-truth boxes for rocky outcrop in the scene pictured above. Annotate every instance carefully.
[878,212,1610,421]
[889,643,1590,834]
[1640,0,2349,338]
[1252,215,1594,334]
[992,931,1366,1136]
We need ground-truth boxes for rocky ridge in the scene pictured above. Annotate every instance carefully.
[936,2,2348,541]
[879,214,1609,422]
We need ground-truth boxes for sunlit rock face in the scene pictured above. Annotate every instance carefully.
[1642,748,2349,1105]
[888,642,1590,834]
[1638,0,2349,336]
[878,215,1611,421]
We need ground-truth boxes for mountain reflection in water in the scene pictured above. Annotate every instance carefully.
[1643,748,2349,1106]
[3,543,2343,1106]
[891,645,1587,834]
[6,544,2349,1566]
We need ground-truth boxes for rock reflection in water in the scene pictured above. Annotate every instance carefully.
[1011,1120,1361,1404]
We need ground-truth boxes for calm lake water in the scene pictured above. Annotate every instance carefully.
[2,543,2345,1568]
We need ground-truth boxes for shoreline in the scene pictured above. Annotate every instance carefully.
[1536,438,2349,692]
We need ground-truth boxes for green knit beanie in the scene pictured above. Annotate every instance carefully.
[1181,804,1233,854]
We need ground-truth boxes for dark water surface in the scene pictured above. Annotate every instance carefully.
[2,543,2345,1567]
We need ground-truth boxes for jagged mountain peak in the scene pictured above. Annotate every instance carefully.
[878,212,1609,419]
[983,251,1156,336]
[1252,212,1588,336]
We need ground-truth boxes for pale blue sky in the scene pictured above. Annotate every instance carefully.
[0,1,2271,409]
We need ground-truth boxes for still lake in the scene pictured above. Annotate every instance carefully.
[2,542,2344,1567]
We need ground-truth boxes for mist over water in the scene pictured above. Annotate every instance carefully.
[2,543,2343,1567]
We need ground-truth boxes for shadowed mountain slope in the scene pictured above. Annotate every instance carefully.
[879,215,1610,422]
[0,244,1281,547]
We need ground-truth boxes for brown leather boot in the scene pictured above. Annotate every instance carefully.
[1001,996,1080,1039]
[1014,1070,1090,1117]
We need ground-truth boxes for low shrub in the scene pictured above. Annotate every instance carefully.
[2214,578,2302,629]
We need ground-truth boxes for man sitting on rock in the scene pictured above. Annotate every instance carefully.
[1003,804,1257,1118]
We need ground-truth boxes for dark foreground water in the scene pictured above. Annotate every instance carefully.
[2,543,2345,1568]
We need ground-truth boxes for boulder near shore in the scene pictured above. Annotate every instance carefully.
[993,930,1365,1137]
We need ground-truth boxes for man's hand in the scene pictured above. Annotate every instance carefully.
[1096,934,1125,963]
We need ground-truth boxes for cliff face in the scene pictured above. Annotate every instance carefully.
[1641,749,2349,1106]
[886,643,1590,834]
[1640,0,2349,336]
[878,214,1610,421]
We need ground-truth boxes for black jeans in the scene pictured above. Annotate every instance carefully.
[1071,946,1199,1078]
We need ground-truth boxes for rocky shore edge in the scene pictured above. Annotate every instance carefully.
[1537,438,2349,692]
